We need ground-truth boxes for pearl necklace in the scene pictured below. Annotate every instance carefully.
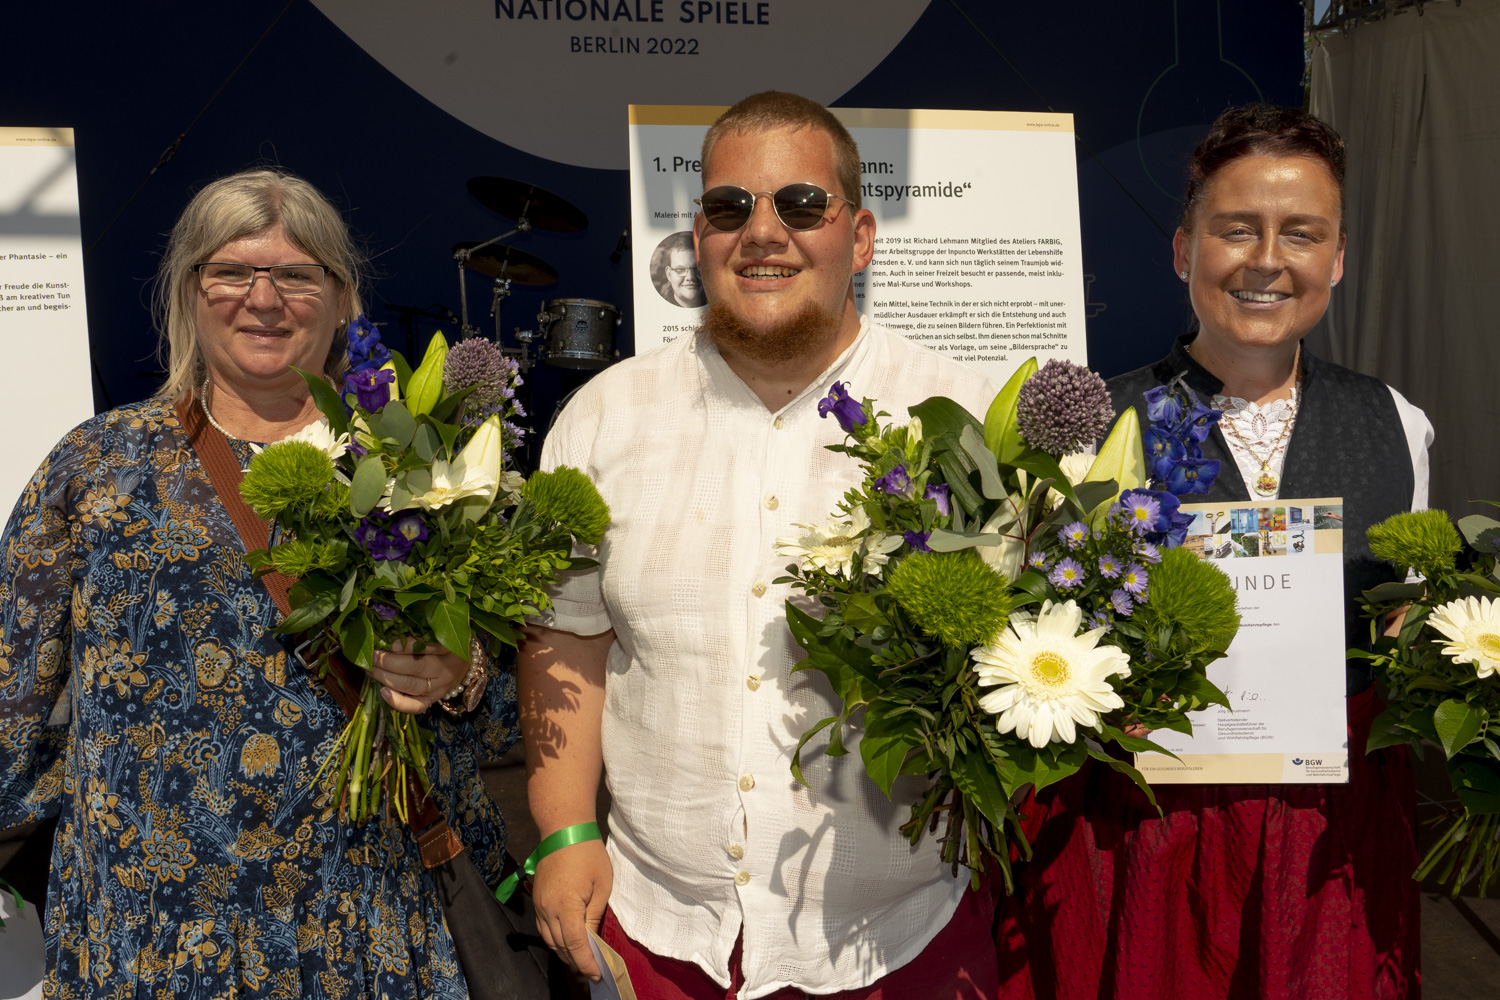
[199,374,337,443]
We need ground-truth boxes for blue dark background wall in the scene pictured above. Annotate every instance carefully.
[0,1,1303,460]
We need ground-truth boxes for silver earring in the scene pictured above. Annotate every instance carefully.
[1179,270,1189,281]
[1330,279,1338,287]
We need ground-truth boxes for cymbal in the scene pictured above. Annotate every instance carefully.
[466,177,589,233]
[453,242,559,286]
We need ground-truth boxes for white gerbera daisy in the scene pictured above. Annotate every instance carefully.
[972,599,1131,748]
[1427,595,1500,679]
[776,506,898,579]
[252,418,350,459]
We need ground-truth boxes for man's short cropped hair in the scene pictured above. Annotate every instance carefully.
[701,91,862,210]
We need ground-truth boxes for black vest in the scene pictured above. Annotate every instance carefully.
[1105,335,1414,695]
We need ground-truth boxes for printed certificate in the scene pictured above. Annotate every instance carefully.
[1136,497,1351,784]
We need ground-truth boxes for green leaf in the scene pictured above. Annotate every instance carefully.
[934,450,984,515]
[1099,723,1178,758]
[785,602,880,703]
[1361,581,1425,604]
[839,593,887,633]
[349,455,387,517]
[1366,707,1416,753]
[1012,447,1081,511]
[790,717,838,786]
[291,366,349,436]
[427,596,472,657]
[387,349,413,392]
[951,745,1018,829]
[1435,699,1486,759]
[1002,740,1086,794]
[860,701,922,797]
[412,422,441,463]
[405,467,432,496]
[337,572,358,613]
[339,610,375,670]
[1450,759,1500,815]
[1458,514,1500,554]
[983,357,1037,460]
[909,396,984,442]
[1085,742,1160,813]
[926,528,1004,552]
[429,384,478,425]
[1073,479,1119,519]
[379,401,417,448]
[276,589,339,634]
[1172,671,1232,711]
[958,424,1005,500]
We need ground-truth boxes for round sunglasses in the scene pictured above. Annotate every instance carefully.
[694,183,856,233]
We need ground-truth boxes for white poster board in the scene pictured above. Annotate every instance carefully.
[627,106,1088,385]
[0,127,93,520]
[1136,498,1351,784]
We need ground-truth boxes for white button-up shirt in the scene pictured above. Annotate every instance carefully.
[536,318,996,998]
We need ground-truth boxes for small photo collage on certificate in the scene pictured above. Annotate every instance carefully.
[1181,503,1344,561]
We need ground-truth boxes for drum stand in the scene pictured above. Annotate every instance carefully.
[453,206,534,339]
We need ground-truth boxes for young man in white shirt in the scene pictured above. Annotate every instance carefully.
[519,91,998,999]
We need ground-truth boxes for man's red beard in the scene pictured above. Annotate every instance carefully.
[700,301,843,366]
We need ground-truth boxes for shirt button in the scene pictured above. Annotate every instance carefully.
[727,844,745,859]
[764,495,779,511]
[751,581,767,598]
[735,870,751,886]
[773,416,785,430]
[738,774,755,792]
[746,675,761,691]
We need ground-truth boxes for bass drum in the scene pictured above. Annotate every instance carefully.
[536,298,621,369]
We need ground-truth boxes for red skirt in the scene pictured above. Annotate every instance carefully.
[996,688,1420,1000]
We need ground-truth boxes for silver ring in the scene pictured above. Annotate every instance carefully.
[424,678,432,696]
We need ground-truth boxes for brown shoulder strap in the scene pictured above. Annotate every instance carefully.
[174,395,462,868]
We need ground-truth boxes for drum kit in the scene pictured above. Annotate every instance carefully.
[448,176,622,373]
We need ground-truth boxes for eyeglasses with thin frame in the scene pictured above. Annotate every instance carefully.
[192,262,329,296]
[694,182,855,233]
[665,265,699,278]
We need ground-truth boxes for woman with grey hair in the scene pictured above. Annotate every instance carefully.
[0,169,519,998]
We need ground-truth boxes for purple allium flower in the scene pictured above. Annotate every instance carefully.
[1014,359,1114,456]
[1049,556,1085,590]
[371,601,399,621]
[1166,457,1222,497]
[1143,385,1183,426]
[1120,563,1148,595]
[875,464,913,497]
[1098,553,1122,578]
[1058,521,1089,550]
[392,511,429,544]
[1136,541,1162,564]
[904,530,932,552]
[924,483,951,516]
[817,382,867,434]
[1110,588,1135,615]
[345,366,396,412]
[444,337,524,427]
[1120,490,1162,536]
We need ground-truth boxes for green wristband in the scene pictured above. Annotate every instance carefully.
[0,875,22,928]
[494,821,602,903]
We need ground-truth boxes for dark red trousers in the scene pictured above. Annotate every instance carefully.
[601,883,998,999]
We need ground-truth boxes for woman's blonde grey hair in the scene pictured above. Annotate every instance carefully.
[152,168,366,402]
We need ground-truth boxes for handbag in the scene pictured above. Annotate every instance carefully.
[175,395,552,999]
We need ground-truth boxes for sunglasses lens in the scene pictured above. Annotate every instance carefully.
[699,187,755,231]
[772,183,830,230]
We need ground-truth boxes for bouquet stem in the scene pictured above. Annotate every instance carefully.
[323,669,435,824]
[1415,809,1500,897]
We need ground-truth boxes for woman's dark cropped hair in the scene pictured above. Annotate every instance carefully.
[1182,104,1348,231]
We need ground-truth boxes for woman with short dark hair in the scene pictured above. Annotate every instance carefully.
[998,105,1430,1000]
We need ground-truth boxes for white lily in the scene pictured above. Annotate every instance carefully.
[975,492,1027,579]
[393,415,504,512]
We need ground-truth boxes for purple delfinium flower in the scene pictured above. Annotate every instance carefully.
[392,511,429,544]
[1143,385,1184,426]
[875,464,913,497]
[1058,521,1089,550]
[924,483,951,517]
[356,513,414,562]
[346,367,396,412]
[1098,553,1122,578]
[904,530,932,552]
[1143,425,1187,485]
[1120,490,1162,536]
[346,315,382,361]
[1166,457,1222,497]
[371,601,399,621]
[1177,401,1222,444]
[1110,588,1135,615]
[1120,562,1148,595]
[1049,556,1085,590]
[817,382,867,434]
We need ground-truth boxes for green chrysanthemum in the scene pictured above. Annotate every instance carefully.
[1130,546,1240,653]
[887,550,1013,648]
[240,441,335,519]
[308,482,351,522]
[522,466,611,545]
[1367,509,1463,579]
[268,538,348,577]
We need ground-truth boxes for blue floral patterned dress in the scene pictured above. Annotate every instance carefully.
[0,398,519,999]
